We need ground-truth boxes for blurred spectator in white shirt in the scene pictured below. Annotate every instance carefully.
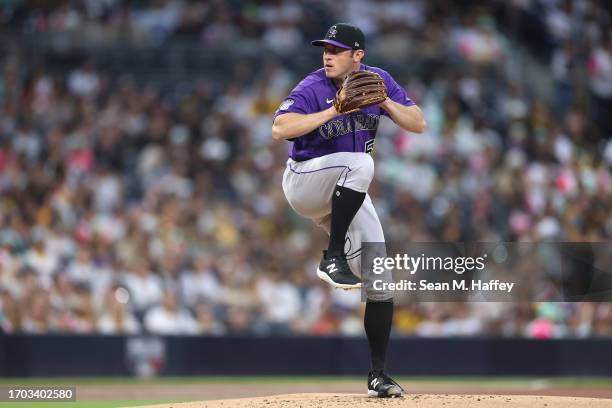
[123,259,163,314]
[144,290,198,335]
[24,235,59,288]
[256,273,301,334]
[180,255,221,306]
[98,286,141,334]
[68,61,101,97]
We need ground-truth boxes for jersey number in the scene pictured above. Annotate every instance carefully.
[365,139,375,154]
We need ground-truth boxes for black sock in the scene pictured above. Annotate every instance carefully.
[365,300,393,374]
[327,185,366,257]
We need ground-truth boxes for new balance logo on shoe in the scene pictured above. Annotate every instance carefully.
[327,263,338,274]
[370,378,380,388]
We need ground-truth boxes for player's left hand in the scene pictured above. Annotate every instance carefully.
[334,70,387,114]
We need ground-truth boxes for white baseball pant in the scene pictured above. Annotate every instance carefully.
[282,152,391,301]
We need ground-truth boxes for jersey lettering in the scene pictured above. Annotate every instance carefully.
[365,139,375,154]
[317,113,380,140]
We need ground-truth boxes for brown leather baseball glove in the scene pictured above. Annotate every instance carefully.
[333,70,387,115]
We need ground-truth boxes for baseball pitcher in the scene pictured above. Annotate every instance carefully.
[272,23,426,397]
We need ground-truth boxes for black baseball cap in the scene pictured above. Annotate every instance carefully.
[311,23,366,50]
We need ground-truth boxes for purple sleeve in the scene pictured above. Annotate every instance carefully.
[273,82,316,119]
[380,72,415,118]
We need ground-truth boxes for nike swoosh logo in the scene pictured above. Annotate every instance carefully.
[326,98,334,104]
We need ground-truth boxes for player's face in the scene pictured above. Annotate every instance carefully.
[323,45,360,79]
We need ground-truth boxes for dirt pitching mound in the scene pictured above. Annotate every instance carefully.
[129,393,612,408]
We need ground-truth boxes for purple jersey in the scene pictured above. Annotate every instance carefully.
[274,63,414,161]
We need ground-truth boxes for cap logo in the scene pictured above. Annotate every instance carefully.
[328,26,337,38]
[355,42,359,47]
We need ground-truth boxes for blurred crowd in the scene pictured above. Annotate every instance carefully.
[0,0,611,338]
